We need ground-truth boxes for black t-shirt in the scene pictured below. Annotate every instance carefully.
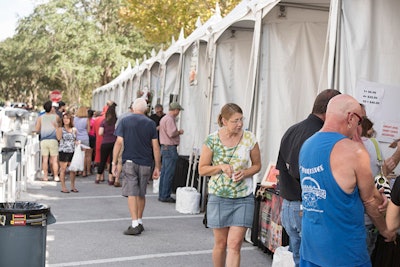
[391,177,400,206]
[149,113,165,127]
[276,114,324,201]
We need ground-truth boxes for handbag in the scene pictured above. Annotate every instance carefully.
[69,144,84,171]
[370,138,391,199]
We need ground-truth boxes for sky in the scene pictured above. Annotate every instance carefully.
[0,0,36,41]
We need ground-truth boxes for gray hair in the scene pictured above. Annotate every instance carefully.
[132,98,147,113]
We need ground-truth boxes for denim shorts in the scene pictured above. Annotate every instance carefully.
[207,194,254,228]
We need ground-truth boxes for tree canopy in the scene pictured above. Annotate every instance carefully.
[0,0,153,108]
[0,0,240,109]
[121,0,240,44]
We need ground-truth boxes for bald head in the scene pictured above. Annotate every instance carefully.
[323,94,362,138]
[132,98,148,114]
[327,94,361,115]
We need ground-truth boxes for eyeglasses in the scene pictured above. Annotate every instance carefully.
[229,117,245,124]
[349,112,363,126]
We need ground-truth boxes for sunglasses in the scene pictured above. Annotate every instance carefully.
[350,112,363,126]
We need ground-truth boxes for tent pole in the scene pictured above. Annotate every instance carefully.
[333,0,342,89]
[206,39,217,136]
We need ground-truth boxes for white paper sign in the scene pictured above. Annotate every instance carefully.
[355,79,400,143]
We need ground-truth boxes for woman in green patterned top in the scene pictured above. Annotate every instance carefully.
[199,103,261,267]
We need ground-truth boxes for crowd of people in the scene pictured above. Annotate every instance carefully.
[9,90,400,266]
[33,100,162,191]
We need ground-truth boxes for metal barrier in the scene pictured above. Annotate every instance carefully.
[0,134,41,203]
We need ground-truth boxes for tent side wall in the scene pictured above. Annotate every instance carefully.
[210,24,255,134]
[335,0,400,94]
[150,62,162,106]
[179,41,210,155]
[162,54,181,108]
[255,4,329,177]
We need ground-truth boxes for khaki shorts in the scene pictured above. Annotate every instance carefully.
[40,139,59,157]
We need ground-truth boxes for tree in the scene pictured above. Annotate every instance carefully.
[0,0,153,107]
[120,0,241,45]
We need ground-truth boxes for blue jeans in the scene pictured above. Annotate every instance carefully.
[159,145,178,200]
[281,199,302,267]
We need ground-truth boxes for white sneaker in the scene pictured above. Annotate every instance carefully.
[54,176,60,182]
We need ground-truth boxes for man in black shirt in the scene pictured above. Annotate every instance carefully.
[276,89,340,267]
[150,104,165,144]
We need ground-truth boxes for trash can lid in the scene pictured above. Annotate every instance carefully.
[0,202,56,226]
[0,202,50,212]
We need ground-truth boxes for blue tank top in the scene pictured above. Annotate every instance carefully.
[299,132,370,267]
[40,113,58,140]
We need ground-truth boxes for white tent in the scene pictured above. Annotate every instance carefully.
[254,1,330,177]
[325,0,400,165]
[91,0,400,179]
[177,8,223,155]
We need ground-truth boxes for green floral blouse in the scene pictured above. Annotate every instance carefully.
[205,130,257,198]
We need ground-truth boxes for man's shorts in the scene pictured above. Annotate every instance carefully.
[40,139,59,157]
[121,161,151,197]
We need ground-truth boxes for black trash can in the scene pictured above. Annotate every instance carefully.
[0,202,56,267]
[172,155,199,192]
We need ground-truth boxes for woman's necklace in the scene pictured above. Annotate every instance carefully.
[220,128,243,148]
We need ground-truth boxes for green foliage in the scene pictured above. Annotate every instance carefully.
[0,0,153,108]
[121,0,241,45]
[0,0,241,108]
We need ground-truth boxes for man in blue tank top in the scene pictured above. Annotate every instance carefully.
[299,94,396,267]
[276,89,340,266]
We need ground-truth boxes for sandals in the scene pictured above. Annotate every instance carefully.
[95,178,104,184]
[61,188,78,193]
[114,181,121,187]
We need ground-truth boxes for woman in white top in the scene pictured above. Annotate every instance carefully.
[73,106,92,177]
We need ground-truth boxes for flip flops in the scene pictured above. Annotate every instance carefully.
[70,188,79,193]
[61,190,70,193]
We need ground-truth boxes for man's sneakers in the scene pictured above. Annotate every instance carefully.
[123,224,144,235]
[158,197,176,203]
[54,176,60,182]
[138,224,145,232]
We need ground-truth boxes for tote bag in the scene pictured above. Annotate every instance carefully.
[69,144,84,171]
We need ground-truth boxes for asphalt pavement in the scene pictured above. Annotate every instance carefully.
[22,174,273,267]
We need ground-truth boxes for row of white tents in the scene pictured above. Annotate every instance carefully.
[92,0,400,180]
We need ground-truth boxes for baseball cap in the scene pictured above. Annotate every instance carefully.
[169,102,184,110]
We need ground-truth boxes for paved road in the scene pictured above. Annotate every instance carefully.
[23,175,273,266]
